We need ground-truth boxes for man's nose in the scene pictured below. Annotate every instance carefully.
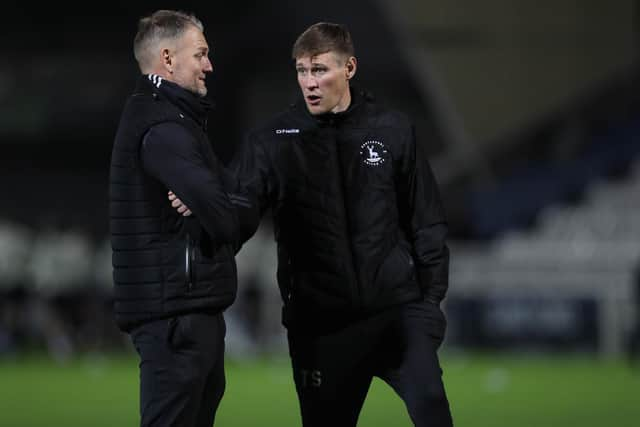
[204,57,213,72]
[304,75,318,89]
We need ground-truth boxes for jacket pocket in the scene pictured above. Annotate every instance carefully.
[184,236,196,291]
[276,244,294,303]
[374,242,415,290]
[167,315,191,349]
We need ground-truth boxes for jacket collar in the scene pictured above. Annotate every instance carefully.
[135,74,212,129]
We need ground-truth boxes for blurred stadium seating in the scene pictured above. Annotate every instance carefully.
[448,157,640,356]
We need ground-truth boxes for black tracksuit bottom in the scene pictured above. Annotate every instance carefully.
[287,299,453,427]
[130,312,226,427]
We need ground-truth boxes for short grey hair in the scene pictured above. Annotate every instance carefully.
[133,10,204,72]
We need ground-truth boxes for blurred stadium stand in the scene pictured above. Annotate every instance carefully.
[448,158,640,356]
[0,1,638,358]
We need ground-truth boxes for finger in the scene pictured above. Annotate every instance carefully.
[168,193,175,201]
[171,199,182,208]
[183,209,192,217]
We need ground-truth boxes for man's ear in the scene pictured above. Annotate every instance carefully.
[346,56,357,80]
[162,48,173,74]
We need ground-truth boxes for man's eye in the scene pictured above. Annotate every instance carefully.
[296,69,306,75]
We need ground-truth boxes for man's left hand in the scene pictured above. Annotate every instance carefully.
[168,191,192,216]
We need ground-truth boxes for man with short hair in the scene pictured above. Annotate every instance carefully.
[110,9,248,427]
[235,22,453,426]
[173,21,454,427]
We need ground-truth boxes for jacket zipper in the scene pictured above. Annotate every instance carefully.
[331,129,362,308]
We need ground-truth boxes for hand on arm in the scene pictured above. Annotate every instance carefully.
[163,131,268,253]
[141,122,238,243]
[168,191,192,216]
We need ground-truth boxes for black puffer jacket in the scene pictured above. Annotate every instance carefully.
[110,75,243,332]
[234,88,449,326]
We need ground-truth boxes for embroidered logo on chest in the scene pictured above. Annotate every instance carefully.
[359,140,388,166]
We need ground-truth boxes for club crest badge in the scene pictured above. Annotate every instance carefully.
[360,140,387,166]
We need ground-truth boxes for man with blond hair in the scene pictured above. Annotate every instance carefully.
[110,10,249,426]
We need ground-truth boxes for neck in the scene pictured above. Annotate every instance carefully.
[331,87,352,114]
[145,67,173,82]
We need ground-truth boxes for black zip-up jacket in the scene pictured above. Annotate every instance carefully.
[234,88,449,327]
[110,75,245,332]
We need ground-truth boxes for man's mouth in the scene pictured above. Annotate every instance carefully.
[306,95,321,105]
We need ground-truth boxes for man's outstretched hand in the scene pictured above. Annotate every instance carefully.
[168,191,192,216]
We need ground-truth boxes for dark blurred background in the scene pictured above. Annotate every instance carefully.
[1,0,639,362]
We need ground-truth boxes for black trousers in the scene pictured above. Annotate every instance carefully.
[131,312,226,427]
[287,300,453,427]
